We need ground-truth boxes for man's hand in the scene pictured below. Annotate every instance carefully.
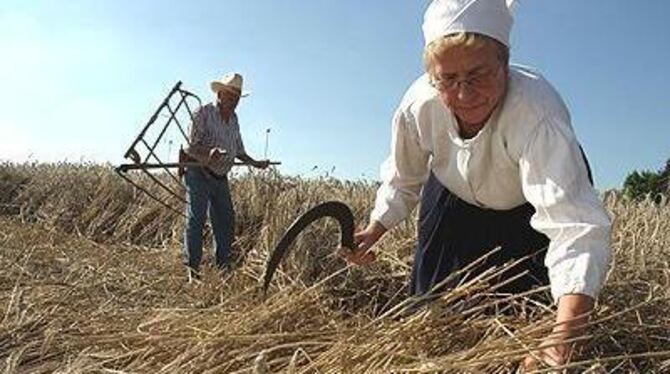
[208,148,228,163]
[253,160,270,169]
[339,220,387,266]
[522,294,594,370]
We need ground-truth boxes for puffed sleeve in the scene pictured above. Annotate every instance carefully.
[520,115,613,303]
[370,108,431,230]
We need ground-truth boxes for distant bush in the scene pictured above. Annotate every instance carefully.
[622,158,669,203]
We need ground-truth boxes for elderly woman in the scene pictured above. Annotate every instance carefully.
[344,0,612,368]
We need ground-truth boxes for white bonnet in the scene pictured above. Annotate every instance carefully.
[422,0,516,47]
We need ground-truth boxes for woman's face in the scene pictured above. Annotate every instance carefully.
[430,42,508,127]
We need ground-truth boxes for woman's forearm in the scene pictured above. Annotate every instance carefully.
[554,293,594,335]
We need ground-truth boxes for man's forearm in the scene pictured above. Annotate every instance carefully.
[236,153,256,163]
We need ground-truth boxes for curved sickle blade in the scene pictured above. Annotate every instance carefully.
[262,201,355,295]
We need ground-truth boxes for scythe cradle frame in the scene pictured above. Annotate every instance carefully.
[115,81,199,218]
[115,81,278,218]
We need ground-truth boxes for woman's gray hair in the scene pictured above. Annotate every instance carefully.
[423,32,510,76]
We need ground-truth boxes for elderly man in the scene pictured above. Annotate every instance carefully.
[344,0,612,368]
[183,72,269,278]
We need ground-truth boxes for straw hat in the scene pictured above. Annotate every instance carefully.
[210,72,250,97]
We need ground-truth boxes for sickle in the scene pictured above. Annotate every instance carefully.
[261,201,355,295]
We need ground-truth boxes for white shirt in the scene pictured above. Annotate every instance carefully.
[186,102,246,176]
[370,65,612,303]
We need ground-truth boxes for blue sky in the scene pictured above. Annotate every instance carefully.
[1,1,668,189]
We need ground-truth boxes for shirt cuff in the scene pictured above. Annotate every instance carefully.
[548,249,610,304]
[550,281,599,305]
[370,205,403,231]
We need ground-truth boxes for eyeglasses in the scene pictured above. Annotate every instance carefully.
[430,63,503,93]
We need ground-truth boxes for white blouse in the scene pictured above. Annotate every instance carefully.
[370,65,612,303]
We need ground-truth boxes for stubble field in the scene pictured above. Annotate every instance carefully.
[1,163,669,373]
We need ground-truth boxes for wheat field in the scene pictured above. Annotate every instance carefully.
[1,162,669,373]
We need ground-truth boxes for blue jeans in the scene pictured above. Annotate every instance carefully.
[183,167,234,271]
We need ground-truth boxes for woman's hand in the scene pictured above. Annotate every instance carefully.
[522,331,571,369]
[523,294,594,370]
[339,220,387,265]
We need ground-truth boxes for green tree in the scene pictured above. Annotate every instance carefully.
[662,159,670,192]
[622,158,669,202]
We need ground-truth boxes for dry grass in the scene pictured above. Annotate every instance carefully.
[1,162,669,373]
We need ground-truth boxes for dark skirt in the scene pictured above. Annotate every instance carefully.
[410,172,550,296]
[411,146,593,297]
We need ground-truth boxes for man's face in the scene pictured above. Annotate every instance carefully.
[430,42,507,127]
[217,89,241,112]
